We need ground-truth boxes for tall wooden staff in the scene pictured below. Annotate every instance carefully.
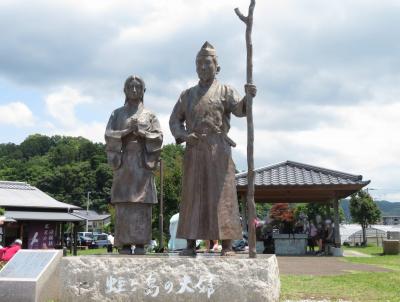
[235,0,257,258]
[158,158,164,252]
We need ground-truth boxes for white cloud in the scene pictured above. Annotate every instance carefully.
[45,86,92,127]
[0,102,35,127]
[1,0,400,201]
[381,192,400,202]
[41,86,107,141]
[230,100,400,201]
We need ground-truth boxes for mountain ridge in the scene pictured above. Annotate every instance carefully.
[341,199,400,221]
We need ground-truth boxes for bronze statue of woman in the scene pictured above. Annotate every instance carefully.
[105,75,163,255]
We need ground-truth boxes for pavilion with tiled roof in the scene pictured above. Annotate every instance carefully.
[235,161,370,247]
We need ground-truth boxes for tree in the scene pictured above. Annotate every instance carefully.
[152,144,184,244]
[295,202,345,223]
[350,190,381,246]
[20,134,54,158]
[269,203,295,233]
[0,143,23,159]
[255,203,271,220]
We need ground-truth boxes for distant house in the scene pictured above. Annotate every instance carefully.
[72,210,111,232]
[382,216,400,225]
[0,181,83,249]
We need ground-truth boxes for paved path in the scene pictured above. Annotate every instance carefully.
[277,256,389,275]
[342,250,372,257]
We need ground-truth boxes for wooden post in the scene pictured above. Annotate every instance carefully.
[69,223,72,254]
[241,193,248,232]
[333,198,341,247]
[61,222,65,248]
[19,223,24,241]
[73,222,78,256]
[159,159,164,252]
[235,0,257,259]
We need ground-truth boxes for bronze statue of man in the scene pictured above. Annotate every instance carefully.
[105,75,163,255]
[169,42,256,256]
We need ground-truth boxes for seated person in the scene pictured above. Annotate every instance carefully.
[0,239,22,262]
[308,221,318,253]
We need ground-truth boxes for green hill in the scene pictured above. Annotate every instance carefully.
[340,199,400,221]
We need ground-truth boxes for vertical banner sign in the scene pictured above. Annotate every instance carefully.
[28,222,56,249]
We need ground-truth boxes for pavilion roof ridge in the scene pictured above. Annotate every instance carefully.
[236,160,365,181]
[0,180,81,209]
[0,180,35,190]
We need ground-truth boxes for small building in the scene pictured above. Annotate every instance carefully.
[382,216,400,225]
[0,181,83,250]
[72,210,111,232]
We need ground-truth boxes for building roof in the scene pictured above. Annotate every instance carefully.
[0,215,16,223]
[235,161,370,203]
[72,210,111,221]
[0,181,80,210]
[5,210,84,222]
[236,161,370,187]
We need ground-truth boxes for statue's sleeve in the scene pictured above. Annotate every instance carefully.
[139,113,163,170]
[104,110,126,141]
[169,92,188,144]
[226,85,246,117]
[104,110,123,170]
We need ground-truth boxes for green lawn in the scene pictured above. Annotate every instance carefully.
[281,245,400,302]
[344,244,384,256]
[343,245,400,271]
[66,247,111,256]
[281,271,400,302]
[345,254,400,271]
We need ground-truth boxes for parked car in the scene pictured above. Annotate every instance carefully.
[78,232,95,239]
[77,235,95,248]
[63,232,97,248]
[92,233,110,248]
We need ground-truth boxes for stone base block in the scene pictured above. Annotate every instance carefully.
[273,234,308,255]
[59,254,280,302]
[383,239,400,255]
[330,247,343,257]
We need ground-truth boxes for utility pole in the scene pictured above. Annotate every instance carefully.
[86,191,91,232]
[159,159,164,252]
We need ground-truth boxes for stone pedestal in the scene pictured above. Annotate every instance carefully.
[58,254,280,302]
[273,234,308,255]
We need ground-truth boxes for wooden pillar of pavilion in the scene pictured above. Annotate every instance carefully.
[333,198,341,247]
[240,193,248,232]
[73,222,78,256]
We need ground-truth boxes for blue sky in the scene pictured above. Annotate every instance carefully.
[0,0,399,201]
